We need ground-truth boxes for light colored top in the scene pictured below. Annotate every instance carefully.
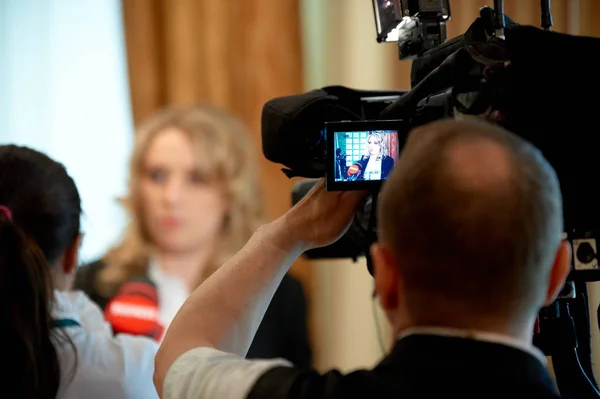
[364,156,382,180]
[53,290,159,399]
[148,259,191,342]
[163,347,290,399]
[162,326,546,399]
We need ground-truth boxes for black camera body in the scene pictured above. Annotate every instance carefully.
[263,2,600,397]
[325,120,405,192]
[262,4,600,283]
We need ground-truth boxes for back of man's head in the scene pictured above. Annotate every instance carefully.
[378,118,563,324]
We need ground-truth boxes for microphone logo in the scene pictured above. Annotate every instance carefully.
[104,280,163,340]
[107,299,159,321]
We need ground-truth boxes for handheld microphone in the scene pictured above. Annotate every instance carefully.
[103,277,164,341]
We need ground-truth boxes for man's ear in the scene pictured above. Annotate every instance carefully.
[544,240,572,306]
[370,243,401,311]
[62,234,83,275]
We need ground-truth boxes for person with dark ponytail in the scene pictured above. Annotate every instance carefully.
[0,145,159,399]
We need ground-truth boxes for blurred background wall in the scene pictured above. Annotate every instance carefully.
[0,0,133,263]
[2,0,600,377]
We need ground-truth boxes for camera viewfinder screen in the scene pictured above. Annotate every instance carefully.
[333,130,399,183]
[374,0,398,35]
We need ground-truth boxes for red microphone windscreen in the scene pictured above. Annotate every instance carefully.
[104,281,163,341]
[348,164,361,176]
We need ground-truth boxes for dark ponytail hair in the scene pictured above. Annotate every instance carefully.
[0,145,82,398]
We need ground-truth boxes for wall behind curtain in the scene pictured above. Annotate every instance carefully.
[0,0,133,264]
[301,0,600,374]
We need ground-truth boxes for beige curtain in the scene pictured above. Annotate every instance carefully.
[120,0,314,332]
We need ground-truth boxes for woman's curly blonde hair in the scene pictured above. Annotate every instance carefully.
[365,131,389,159]
[97,104,264,296]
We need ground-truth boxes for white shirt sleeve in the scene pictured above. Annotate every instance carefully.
[57,330,160,399]
[163,347,292,399]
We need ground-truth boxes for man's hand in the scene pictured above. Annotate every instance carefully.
[154,178,368,398]
[277,178,368,252]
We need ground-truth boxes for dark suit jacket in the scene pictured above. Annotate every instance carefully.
[247,334,562,399]
[74,260,312,368]
[355,155,394,180]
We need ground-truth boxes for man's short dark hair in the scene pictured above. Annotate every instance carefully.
[378,119,563,321]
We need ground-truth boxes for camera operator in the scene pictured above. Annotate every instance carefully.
[153,118,569,399]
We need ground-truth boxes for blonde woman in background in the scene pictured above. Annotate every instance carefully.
[75,105,312,367]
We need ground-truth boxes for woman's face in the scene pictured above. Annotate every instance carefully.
[368,136,382,156]
[139,128,227,254]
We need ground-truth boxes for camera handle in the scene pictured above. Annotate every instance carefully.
[493,0,506,38]
[541,0,553,31]
[492,0,553,37]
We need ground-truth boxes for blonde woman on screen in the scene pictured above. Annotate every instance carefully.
[354,131,395,181]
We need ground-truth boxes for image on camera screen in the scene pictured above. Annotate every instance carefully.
[333,129,400,183]
[375,0,398,35]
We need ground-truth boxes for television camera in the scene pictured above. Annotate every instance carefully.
[261,1,600,397]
